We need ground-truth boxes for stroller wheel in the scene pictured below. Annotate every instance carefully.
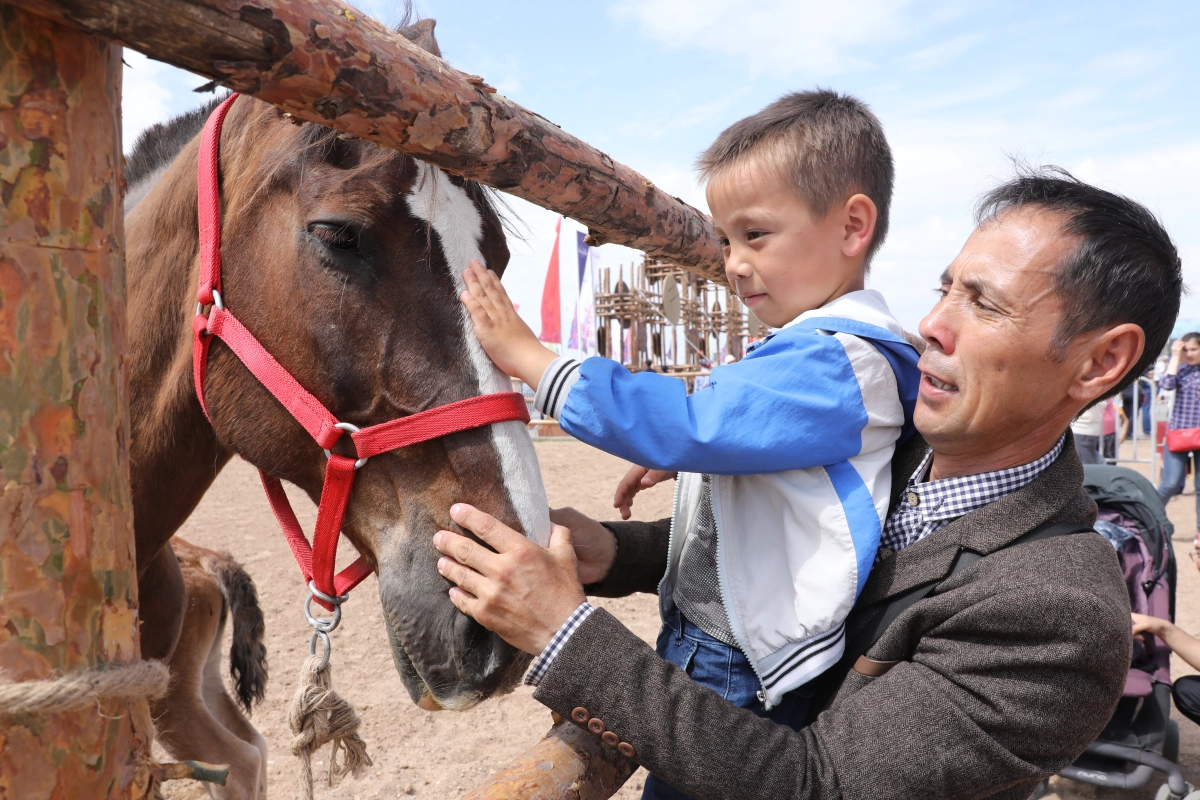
[1155,782,1196,800]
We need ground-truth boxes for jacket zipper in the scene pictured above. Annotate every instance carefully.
[710,474,774,711]
[656,477,683,618]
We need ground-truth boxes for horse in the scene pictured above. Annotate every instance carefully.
[152,538,269,797]
[123,15,550,798]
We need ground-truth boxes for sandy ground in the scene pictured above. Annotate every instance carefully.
[160,439,1200,800]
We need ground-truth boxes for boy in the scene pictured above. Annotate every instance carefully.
[460,90,920,800]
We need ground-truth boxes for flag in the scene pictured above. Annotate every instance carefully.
[578,248,597,357]
[539,217,562,345]
[567,230,591,353]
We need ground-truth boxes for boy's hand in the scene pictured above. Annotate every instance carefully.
[613,465,677,520]
[461,259,558,388]
[1131,612,1170,641]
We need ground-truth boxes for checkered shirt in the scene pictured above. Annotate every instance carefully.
[1162,364,1200,431]
[524,602,596,687]
[879,435,1066,553]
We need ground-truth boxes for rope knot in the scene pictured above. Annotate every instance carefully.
[288,654,372,800]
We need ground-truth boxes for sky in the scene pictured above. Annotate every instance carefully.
[121,0,1200,335]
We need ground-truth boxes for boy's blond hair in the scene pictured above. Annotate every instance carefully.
[698,89,894,265]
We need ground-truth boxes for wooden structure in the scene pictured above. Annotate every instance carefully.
[0,0,730,796]
[596,257,761,375]
[7,0,725,283]
[0,6,160,797]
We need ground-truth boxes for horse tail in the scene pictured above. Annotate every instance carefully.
[209,552,268,714]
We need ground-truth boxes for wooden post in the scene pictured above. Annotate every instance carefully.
[6,0,726,283]
[0,6,156,797]
[461,720,636,800]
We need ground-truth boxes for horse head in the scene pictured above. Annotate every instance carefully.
[125,19,550,711]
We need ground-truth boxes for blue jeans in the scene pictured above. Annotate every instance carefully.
[1158,448,1200,532]
[641,608,813,800]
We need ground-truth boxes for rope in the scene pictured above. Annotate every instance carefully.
[288,654,372,800]
[0,660,170,716]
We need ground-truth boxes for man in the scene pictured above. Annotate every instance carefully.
[434,168,1183,799]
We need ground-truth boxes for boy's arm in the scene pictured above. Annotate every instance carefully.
[539,330,906,475]
[1132,613,1200,671]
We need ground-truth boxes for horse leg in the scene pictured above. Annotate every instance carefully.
[152,540,265,800]
[139,544,186,662]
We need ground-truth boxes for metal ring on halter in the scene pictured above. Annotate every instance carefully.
[322,421,368,469]
[309,630,331,670]
[304,591,343,633]
[309,579,349,607]
[195,289,225,318]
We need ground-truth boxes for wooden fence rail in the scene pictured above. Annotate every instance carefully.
[10,0,726,284]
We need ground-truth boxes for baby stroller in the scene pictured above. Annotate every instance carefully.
[1036,465,1188,799]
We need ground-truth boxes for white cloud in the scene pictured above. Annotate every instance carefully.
[611,0,929,76]
[899,32,984,71]
[120,51,173,152]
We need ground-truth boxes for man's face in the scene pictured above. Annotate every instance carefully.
[708,162,863,328]
[916,208,1083,459]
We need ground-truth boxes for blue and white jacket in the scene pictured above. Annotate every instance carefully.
[532,290,921,704]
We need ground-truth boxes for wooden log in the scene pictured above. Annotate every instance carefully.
[461,719,636,800]
[0,5,157,797]
[10,0,726,283]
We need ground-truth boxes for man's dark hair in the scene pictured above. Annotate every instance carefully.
[976,165,1183,399]
[697,89,894,266]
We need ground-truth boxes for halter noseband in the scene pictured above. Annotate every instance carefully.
[192,94,530,612]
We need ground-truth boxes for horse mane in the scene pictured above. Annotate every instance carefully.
[124,93,229,212]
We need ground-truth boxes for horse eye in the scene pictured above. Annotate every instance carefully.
[308,222,361,253]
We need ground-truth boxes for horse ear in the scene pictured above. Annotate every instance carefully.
[399,18,441,58]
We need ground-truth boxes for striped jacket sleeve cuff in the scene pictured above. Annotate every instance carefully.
[523,602,596,687]
[533,357,583,420]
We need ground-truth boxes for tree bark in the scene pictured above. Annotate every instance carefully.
[9,0,726,283]
[0,6,155,797]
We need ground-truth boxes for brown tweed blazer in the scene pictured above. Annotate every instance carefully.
[533,431,1132,799]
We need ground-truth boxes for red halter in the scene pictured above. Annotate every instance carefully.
[192,94,530,610]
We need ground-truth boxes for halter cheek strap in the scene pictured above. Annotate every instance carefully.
[192,93,530,610]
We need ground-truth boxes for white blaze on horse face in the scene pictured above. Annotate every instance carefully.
[405,163,552,546]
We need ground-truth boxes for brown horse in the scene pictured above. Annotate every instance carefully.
[153,538,269,798]
[123,16,549,798]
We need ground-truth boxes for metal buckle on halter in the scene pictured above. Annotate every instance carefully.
[303,580,349,670]
[323,421,368,469]
[194,289,225,324]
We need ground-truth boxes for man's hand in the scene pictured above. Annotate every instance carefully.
[613,465,677,520]
[550,507,617,584]
[434,503,586,655]
[460,259,558,388]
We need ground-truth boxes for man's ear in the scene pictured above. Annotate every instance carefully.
[842,193,878,259]
[1069,323,1146,405]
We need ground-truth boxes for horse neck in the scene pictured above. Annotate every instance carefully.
[125,134,232,571]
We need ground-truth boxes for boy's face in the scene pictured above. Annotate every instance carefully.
[707,161,867,328]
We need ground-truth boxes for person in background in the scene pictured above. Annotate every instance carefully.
[1158,332,1200,541]
[1122,365,1153,436]
[1071,401,1104,465]
[1102,395,1120,462]
[1132,613,1200,729]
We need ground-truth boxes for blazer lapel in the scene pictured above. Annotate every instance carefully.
[856,430,1092,610]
